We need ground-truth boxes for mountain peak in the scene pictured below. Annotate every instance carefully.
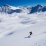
[3,4,9,7]
[37,4,41,6]
[36,4,42,7]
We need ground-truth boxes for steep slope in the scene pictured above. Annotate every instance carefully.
[0,4,22,14]
[30,4,46,13]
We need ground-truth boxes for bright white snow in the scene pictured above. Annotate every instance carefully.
[0,11,46,46]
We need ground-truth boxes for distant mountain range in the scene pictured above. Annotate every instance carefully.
[0,4,46,14]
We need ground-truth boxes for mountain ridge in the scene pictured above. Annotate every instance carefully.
[0,4,46,14]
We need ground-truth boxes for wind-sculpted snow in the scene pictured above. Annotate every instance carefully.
[21,20,36,24]
[6,32,14,36]
[0,11,46,46]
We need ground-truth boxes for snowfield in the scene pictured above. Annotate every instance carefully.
[0,11,46,46]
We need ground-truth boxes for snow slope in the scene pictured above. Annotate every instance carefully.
[0,10,46,46]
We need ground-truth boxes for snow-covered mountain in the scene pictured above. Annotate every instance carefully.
[0,4,22,14]
[30,4,46,13]
[0,4,46,46]
[0,4,46,14]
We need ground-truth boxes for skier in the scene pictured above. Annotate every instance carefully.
[29,31,32,35]
[28,31,32,38]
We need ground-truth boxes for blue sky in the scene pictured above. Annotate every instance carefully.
[0,0,46,6]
